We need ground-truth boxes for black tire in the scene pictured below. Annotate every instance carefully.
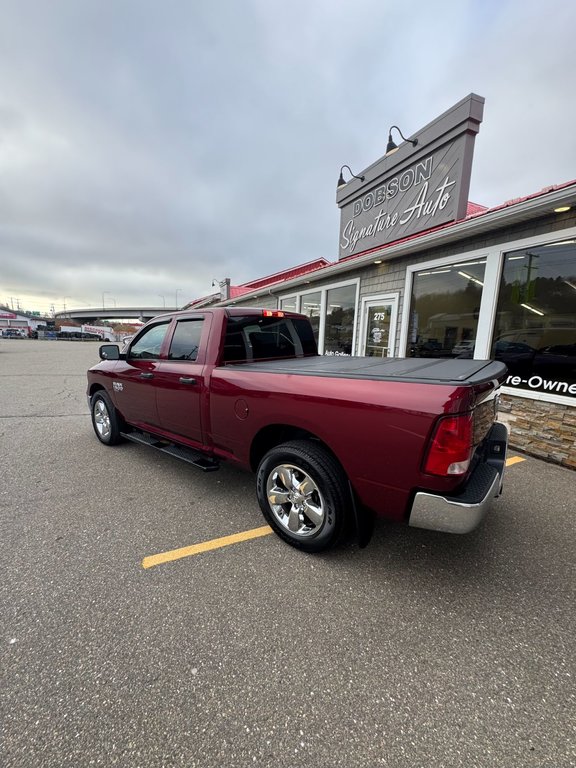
[90,391,123,446]
[256,440,351,552]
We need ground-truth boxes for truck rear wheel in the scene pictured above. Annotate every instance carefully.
[90,391,123,446]
[256,440,350,552]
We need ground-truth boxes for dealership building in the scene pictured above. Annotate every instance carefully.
[187,95,576,469]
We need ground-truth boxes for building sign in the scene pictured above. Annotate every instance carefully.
[505,373,576,398]
[336,94,484,259]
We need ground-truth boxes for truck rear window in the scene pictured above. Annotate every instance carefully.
[222,316,317,363]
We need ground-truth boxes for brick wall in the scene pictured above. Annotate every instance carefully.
[499,394,576,469]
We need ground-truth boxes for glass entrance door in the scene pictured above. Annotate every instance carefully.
[360,295,399,357]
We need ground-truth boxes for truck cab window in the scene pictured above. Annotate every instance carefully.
[129,322,170,359]
[222,315,317,363]
[168,319,204,361]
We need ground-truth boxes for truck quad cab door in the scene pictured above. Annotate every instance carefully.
[113,320,171,429]
[154,315,209,446]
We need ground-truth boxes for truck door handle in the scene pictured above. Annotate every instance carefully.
[179,377,197,385]
[139,372,154,380]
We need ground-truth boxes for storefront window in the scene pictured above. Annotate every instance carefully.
[280,296,298,312]
[408,260,486,357]
[300,291,322,344]
[492,241,576,398]
[324,284,356,356]
[280,281,359,354]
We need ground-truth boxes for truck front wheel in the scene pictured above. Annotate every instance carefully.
[256,440,350,552]
[90,391,123,446]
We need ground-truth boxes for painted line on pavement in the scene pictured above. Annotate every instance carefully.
[142,525,273,569]
[142,457,527,568]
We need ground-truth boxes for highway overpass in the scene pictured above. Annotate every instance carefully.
[54,307,179,324]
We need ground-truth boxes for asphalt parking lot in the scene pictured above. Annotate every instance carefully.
[1,338,575,768]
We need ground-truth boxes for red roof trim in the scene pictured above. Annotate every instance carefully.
[240,258,331,290]
[184,258,331,307]
[230,286,252,298]
[466,201,488,216]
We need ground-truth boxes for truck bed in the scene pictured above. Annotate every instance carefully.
[223,356,507,386]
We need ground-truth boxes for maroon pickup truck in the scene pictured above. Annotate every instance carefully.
[87,307,508,552]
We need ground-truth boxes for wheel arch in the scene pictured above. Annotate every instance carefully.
[88,382,108,399]
[88,383,125,419]
[249,424,339,473]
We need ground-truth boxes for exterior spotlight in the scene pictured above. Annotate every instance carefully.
[337,165,365,189]
[386,125,418,155]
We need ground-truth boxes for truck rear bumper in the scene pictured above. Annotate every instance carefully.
[409,422,508,534]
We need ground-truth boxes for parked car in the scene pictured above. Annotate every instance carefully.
[2,328,25,338]
[452,339,475,356]
[415,338,444,356]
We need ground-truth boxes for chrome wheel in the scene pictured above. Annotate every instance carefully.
[90,391,123,446]
[257,441,349,552]
[93,398,111,440]
[266,463,325,538]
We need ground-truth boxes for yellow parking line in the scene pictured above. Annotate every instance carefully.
[506,456,526,466]
[144,456,527,569]
[142,525,273,569]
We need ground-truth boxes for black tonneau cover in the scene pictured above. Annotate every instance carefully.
[223,356,507,386]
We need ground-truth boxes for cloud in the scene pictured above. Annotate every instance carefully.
[1,0,575,313]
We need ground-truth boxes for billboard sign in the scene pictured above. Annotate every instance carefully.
[336,94,484,259]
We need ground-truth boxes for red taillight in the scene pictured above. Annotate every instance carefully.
[424,413,474,476]
[262,310,285,317]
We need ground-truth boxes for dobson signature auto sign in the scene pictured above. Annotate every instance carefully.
[336,94,484,259]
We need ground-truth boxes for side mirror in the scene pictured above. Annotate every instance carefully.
[99,344,120,361]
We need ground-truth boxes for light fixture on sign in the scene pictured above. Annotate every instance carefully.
[337,165,365,189]
[374,259,383,264]
[386,125,418,155]
[554,205,571,213]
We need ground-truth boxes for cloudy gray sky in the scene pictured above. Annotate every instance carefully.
[1,0,575,315]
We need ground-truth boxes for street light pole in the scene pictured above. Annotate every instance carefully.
[175,289,182,308]
[102,291,111,309]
